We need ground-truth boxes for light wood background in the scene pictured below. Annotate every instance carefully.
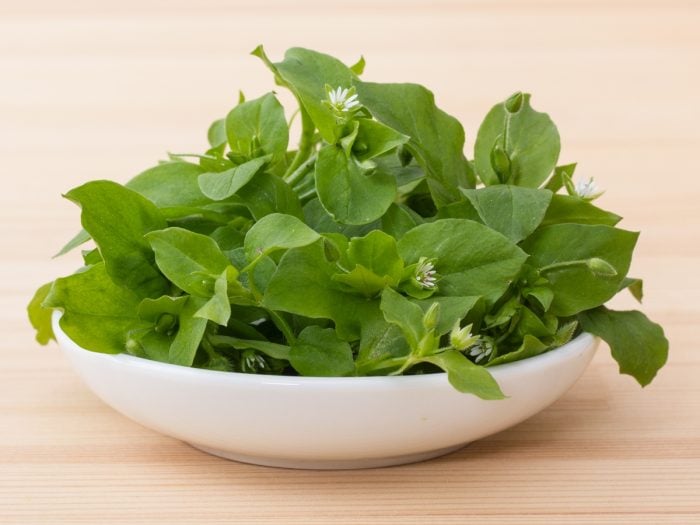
[1,1,699,523]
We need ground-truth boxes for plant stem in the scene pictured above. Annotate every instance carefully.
[283,108,315,179]
[539,259,590,274]
[285,154,317,188]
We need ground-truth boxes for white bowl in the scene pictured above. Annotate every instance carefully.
[52,312,598,469]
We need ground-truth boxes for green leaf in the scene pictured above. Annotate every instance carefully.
[44,263,149,354]
[540,194,621,227]
[128,330,171,363]
[263,241,380,340]
[28,282,55,344]
[237,171,303,220]
[226,92,288,168]
[54,228,91,258]
[619,277,644,303]
[137,295,187,321]
[357,81,475,205]
[145,227,230,296]
[461,185,553,243]
[381,203,420,239]
[357,320,410,368]
[349,55,366,75]
[315,144,396,225]
[415,296,480,336]
[207,118,227,149]
[380,288,425,348]
[208,335,290,361]
[424,351,505,399]
[398,219,527,305]
[244,212,320,261]
[579,307,668,386]
[543,163,576,193]
[270,47,356,143]
[486,334,549,367]
[197,156,269,201]
[194,268,233,326]
[352,118,409,161]
[332,232,403,297]
[65,180,168,297]
[474,93,560,187]
[521,224,638,316]
[126,161,210,208]
[169,296,208,366]
[289,326,355,377]
[346,230,403,281]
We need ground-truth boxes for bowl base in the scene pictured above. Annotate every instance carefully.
[187,442,468,470]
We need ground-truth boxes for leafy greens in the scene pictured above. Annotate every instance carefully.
[27,46,668,399]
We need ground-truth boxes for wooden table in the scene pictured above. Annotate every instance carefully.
[1,1,698,523]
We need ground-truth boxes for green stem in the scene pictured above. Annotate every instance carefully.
[285,153,317,187]
[540,259,591,275]
[283,108,315,179]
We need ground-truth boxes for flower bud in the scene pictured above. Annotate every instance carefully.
[586,258,618,277]
[422,302,440,331]
[505,92,524,113]
[154,313,177,334]
[490,141,511,183]
[398,145,413,167]
[450,322,477,351]
[125,338,141,355]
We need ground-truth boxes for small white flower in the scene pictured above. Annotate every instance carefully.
[468,339,493,364]
[415,257,437,289]
[326,86,361,113]
[574,177,604,201]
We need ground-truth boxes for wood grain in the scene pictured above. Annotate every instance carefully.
[1,1,698,523]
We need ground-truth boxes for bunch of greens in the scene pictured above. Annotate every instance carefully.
[28,46,668,399]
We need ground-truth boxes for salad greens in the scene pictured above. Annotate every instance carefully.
[27,46,668,399]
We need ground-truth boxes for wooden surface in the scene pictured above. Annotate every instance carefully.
[1,1,699,523]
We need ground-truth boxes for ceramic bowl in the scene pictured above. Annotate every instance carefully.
[52,312,598,469]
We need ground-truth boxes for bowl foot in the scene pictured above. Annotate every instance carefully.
[187,442,468,470]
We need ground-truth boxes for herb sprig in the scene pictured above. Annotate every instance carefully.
[27,46,668,398]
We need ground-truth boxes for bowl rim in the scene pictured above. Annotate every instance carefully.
[52,310,596,386]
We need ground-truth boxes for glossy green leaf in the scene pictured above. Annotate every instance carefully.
[65,180,168,297]
[126,161,210,208]
[424,350,505,399]
[194,268,232,326]
[380,288,425,348]
[244,213,320,261]
[208,335,290,361]
[540,194,622,227]
[357,81,475,205]
[521,224,638,316]
[352,118,409,161]
[315,144,396,225]
[398,219,528,305]
[145,227,230,296]
[579,307,668,386]
[474,93,560,187]
[263,241,380,340]
[270,47,356,143]
[226,92,288,167]
[289,326,355,377]
[486,334,549,367]
[198,156,269,201]
[169,296,208,366]
[415,296,480,336]
[27,282,55,344]
[43,263,149,354]
[237,171,303,220]
[461,185,553,243]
